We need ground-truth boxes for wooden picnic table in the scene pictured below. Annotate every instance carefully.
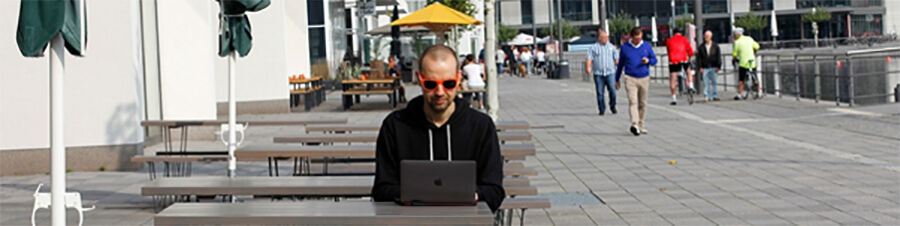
[154,202,493,225]
[341,77,401,110]
[273,131,532,144]
[235,143,534,159]
[235,143,535,176]
[139,119,348,178]
[141,119,348,127]
[304,121,530,133]
[142,176,372,196]
[289,76,326,111]
[142,176,536,198]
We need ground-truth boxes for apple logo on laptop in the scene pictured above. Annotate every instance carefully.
[433,178,443,186]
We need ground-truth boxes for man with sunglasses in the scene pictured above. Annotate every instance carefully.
[372,45,505,212]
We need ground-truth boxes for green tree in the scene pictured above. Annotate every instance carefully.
[674,14,693,30]
[541,19,581,40]
[609,12,635,45]
[733,12,768,39]
[498,24,518,44]
[803,7,831,47]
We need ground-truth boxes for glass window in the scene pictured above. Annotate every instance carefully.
[309,28,326,63]
[751,0,773,11]
[521,0,533,24]
[796,0,858,8]
[703,0,728,14]
[561,0,592,21]
[308,0,324,26]
[851,14,883,36]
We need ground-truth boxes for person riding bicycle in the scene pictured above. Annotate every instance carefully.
[732,27,761,100]
[665,27,695,105]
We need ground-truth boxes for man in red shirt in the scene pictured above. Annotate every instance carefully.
[665,28,695,105]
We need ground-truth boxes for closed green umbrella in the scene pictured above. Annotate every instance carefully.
[217,0,269,181]
[16,0,85,56]
[16,0,86,225]
[218,0,269,57]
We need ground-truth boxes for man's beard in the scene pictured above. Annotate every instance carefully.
[426,96,453,113]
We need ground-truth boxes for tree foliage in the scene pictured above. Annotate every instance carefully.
[803,7,831,23]
[541,19,581,40]
[498,24,518,43]
[734,12,768,31]
[674,14,693,30]
[609,12,635,45]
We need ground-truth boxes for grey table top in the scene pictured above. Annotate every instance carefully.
[235,143,535,159]
[142,176,373,196]
[154,202,494,225]
[141,119,348,127]
[273,131,532,143]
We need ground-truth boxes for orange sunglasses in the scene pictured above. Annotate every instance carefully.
[419,75,460,91]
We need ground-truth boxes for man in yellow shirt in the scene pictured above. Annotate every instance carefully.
[732,27,760,100]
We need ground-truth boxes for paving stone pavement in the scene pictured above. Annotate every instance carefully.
[1,75,898,225]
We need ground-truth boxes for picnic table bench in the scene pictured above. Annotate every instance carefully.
[154,202,494,225]
[132,143,536,178]
[236,143,534,176]
[341,78,402,110]
[137,119,348,178]
[289,76,326,111]
[272,131,532,144]
[304,121,530,133]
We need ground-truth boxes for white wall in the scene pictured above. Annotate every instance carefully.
[156,0,217,120]
[0,0,144,150]
[500,1,521,26]
[533,0,551,24]
[732,0,751,14]
[284,1,311,82]
[884,0,900,35]
[774,0,796,11]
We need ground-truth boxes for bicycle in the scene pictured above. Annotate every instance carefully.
[675,65,695,105]
[745,68,763,100]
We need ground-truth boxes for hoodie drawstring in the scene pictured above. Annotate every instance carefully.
[446,125,452,161]
[427,125,452,162]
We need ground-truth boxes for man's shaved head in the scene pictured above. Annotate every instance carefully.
[418,45,458,72]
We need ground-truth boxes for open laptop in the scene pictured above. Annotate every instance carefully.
[399,160,477,206]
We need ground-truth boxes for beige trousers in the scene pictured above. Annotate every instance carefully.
[624,75,649,129]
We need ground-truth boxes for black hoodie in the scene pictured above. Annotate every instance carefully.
[372,95,505,212]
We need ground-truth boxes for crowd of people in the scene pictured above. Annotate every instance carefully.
[480,46,549,78]
[586,26,760,136]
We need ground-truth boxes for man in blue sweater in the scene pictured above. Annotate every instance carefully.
[616,27,657,136]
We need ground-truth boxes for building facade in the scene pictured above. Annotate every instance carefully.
[1,0,315,175]
[493,0,895,45]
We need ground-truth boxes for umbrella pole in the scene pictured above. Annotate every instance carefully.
[228,52,237,188]
[50,33,67,226]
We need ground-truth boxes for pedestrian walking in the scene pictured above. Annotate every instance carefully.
[585,29,619,115]
[616,27,657,136]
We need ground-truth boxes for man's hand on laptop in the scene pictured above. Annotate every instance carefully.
[475,193,479,201]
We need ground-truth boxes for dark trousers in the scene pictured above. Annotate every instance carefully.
[594,73,617,112]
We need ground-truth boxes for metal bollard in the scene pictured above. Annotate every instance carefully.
[775,55,781,98]
[895,84,900,103]
[834,56,840,106]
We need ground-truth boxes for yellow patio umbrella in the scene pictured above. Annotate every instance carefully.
[389,2,481,44]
